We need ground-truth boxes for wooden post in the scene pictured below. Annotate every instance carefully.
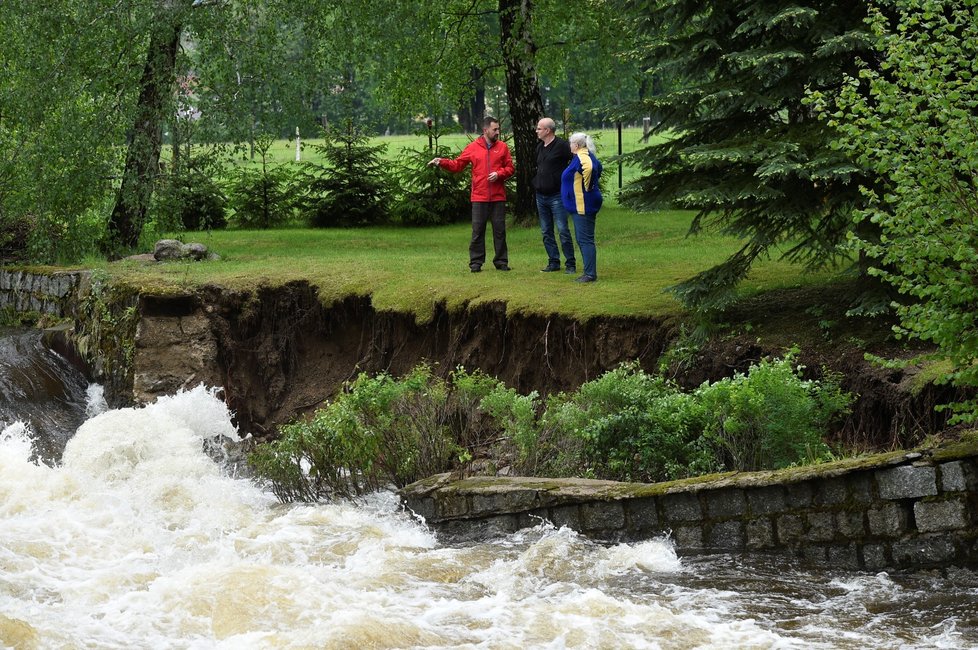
[617,121,623,190]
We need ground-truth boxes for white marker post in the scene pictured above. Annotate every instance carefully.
[295,127,301,162]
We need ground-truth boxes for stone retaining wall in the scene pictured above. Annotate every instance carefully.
[0,269,88,317]
[399,444,978,571]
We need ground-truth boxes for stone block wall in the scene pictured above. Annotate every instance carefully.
[0,269,87,317]
[399,450,978,571]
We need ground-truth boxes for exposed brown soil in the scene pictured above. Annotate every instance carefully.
[196,282,674,438]
[164,279,969,452]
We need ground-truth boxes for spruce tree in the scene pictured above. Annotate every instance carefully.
[299,120,392,228]
[621,0,877,312]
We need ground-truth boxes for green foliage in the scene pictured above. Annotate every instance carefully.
[538,363,717,482]
[250,365,462,502]
[390,146,470,226]
[0,1,141,263]
[824,0,978,422]
[227,134,294,229]
[695,352,848,471]
[253,354,852,501]
[480,385,542,468]
[621,0,876,314]
[152,150,229,233]
[298,121,392,228]
[0,213,33,264]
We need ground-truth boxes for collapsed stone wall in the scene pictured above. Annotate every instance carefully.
[400,446,978,571]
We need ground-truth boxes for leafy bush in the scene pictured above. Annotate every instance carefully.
[250,365,462,502]
[695,352,849,471]
[227,133,294,229]
[0,213,33,263]
[448,366,510,459]
[252,354,852,502]
[155,169,228,232]
[823,0,978,422]
[540,363,717,482]
[151,145,229,233]
[390,146,470,226]
[480,384,542,469]
[297,120,392,228]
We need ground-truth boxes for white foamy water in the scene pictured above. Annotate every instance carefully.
[2,387,976,649]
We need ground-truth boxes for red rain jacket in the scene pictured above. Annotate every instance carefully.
[438,137,514,202]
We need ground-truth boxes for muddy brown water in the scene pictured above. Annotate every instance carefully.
[2,327,978,647]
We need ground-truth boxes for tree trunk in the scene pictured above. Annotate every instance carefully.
[498,0,544,225]
[459,67,486,133]
[105,4,184,256]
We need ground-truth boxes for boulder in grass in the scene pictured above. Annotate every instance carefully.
[153,239,220,262]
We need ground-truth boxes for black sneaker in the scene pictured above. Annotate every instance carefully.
[470,266,482,273]
[541,264,561,272]
[574,274,596,283]
[496,265,511,271]
[565,267,577,275]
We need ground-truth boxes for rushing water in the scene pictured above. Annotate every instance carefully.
[2,331,978,649]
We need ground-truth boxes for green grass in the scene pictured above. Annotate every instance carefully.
[97,206,844,323]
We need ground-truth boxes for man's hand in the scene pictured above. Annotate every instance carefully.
[488,171,499,182]
[428,158,441,166]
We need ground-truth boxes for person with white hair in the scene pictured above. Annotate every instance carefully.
[533,117,576,274]
[560,132,603,283]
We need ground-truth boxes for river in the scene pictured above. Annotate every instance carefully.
[1,328,977,649]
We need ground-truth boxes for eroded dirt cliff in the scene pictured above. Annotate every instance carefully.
[125,281,964,451]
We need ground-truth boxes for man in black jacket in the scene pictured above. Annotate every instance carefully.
[533,117,576,273]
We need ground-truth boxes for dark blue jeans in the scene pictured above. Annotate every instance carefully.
[536,193,575,269]
[572,212,597,279]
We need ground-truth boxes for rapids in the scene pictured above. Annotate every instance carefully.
[1,332,977,648]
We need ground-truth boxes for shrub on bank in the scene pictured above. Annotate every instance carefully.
[251,354,852,502]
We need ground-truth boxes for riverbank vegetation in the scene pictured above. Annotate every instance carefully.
[4,0,978,464]
[251,354,852,501]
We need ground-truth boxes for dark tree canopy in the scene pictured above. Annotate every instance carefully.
[621,0,878,312]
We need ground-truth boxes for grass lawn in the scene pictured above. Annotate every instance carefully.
[98,205,844,323]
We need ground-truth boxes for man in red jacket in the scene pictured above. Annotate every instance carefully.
[429,116,515,272]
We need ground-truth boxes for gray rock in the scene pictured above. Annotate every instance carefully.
[877,465,937,500]
[868,502,910,538]
[153,239,217,262]
[746,518,775,549]
[186,242,209,260]
[153,239,186,261]
[581,501,625,531]
[940,462,968,492]
[707,520,744,549]
[892,535,957,566]
[662,492,701,521]
[705,488,747,518]
[914,498,969,532]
